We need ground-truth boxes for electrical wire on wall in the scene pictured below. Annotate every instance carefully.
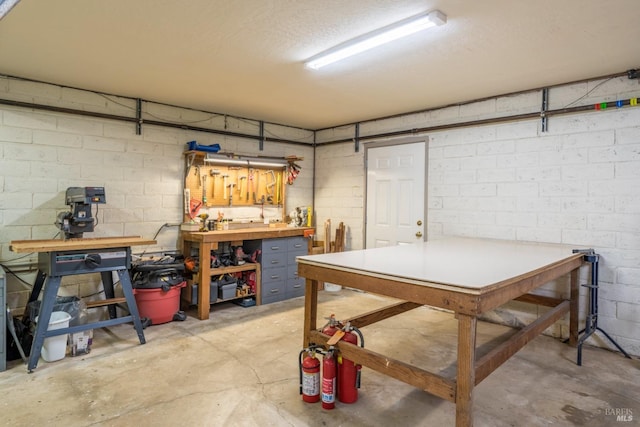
[562,76,616,108]
[0,74,314,146]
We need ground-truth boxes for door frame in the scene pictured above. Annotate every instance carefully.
[363,136,429,248]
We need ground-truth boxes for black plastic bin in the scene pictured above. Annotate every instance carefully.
[26,296,83,327]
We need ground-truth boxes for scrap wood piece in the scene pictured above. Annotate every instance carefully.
[324,219,331,253]
[335,222,345,252]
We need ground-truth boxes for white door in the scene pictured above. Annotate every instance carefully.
[365,141,426,248]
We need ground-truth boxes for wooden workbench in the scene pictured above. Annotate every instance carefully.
[182,226,314,319]
[298,237,586,427]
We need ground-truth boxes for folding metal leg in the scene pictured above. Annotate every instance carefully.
[27,270,47,306]
[101,271,117,319]
[573,250,631,365]
[27,276,61,372]
[117,269,146,344]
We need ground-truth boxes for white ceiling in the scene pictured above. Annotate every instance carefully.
[0,0,639,130]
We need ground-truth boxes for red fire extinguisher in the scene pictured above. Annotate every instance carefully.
[299,347,320,403]
[322,347,337,410]
[322,314,341,336]
[321,315,365,404]
[337,323,364,404]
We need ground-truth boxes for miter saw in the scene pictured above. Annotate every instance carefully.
[55,187,106,239]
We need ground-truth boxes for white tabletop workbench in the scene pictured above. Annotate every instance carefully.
[297,237,586,427]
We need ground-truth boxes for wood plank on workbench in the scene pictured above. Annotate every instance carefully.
[10,236,157,253]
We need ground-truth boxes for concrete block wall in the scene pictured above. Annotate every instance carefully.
[314,142,365,250]
[0,76,313,313]
[315,75,640,355]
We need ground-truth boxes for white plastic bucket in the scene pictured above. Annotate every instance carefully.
[36,311,72,362]
[324,283,342,292]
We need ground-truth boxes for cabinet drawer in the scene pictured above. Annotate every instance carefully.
[287,236,307,252]
[262,251,287,269]
[262,238,287,254]
[286,277,305,299]
[262,280,285,304]
[262,265,286,283]
[287,265,301,281]
[287,250,307,266]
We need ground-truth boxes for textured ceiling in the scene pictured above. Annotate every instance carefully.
[0,0,639,129]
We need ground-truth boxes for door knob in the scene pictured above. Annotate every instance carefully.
[417,220,423,226]
[416,231,423,238]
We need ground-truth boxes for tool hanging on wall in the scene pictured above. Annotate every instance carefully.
[228,183,236,206]
[189,199,202,219]
[183,188,191,214]
[288,162,301,185]
[239,176,247,201]
[223,175,229,199]
[249,168,256,203]
[210,169,220,199]
[276,172,282,204]
[265,170,276,204]
[202,175,207,204]
[259,195,265,219]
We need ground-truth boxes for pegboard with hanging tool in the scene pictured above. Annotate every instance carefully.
[183,150,303,223]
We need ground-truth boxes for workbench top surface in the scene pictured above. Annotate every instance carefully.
[297,237,584,293]
[182,226,314,242]
[10,236,157,253]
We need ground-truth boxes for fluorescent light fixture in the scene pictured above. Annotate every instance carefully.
[205,154,287,168]
[305,10,446,70]
[0,0,20,20]
[204,155,246,166]
[249,160,287,169]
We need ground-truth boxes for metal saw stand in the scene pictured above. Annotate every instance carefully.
[27,246,146,372]
[573,249,631,366]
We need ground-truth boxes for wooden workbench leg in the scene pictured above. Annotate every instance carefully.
[569,268,579,347]
[198,242,213,320]
[456,314,477,427]
[303,278,318,347]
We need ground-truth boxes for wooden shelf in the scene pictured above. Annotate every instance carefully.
[214,293,256,304]
[207,264,258,275]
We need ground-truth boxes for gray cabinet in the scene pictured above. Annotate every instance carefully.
[286,237,307,299]
[247,236,308,305]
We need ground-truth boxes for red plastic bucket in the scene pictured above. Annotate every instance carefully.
[133,281,186,325]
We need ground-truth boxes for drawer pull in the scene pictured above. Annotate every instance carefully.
[293,284,301,289]
[270,246,280,250]
[270,275,280,280]
[294,244,302,248]
[270,289,279,293]
[270,260,280,264]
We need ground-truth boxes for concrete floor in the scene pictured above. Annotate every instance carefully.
[1,289,638,427]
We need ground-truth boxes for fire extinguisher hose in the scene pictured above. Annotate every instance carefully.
[298,348,306,395]
[348,326,365,389]
[349,326,365,348]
